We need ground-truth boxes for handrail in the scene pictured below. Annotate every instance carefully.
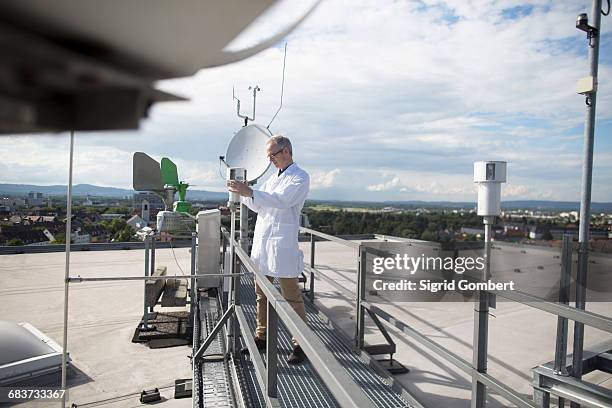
[489,288,612,334]
[303,265,354,299]
[361,302,537,408]
[299,226,360,249]
[232,241,376,408]
[373,234,438,247]
[67,273,242,283]
[302,228,612,408]
[219,226,377,407]
[362,233,612,334]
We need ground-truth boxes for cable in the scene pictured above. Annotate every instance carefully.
[169,239,186,275]
[267,42,288,130]
[603,0,610,16]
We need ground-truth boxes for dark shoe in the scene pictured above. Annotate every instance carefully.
[255,337,267,350]
[287,345,306,365]
[240,336,267,355]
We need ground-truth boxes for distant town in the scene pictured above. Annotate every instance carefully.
[2,188,612,253]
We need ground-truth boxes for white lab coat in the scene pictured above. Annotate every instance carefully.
[241,163,309,278]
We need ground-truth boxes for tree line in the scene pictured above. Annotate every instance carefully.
[303,209,482,242]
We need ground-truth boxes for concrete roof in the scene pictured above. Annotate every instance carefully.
[1,240,611,407]
[0,248,193,407]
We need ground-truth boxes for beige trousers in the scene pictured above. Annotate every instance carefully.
[255,276,307,347]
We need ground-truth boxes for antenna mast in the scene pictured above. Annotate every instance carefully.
[233,85,261,126]
[268,42,288,130]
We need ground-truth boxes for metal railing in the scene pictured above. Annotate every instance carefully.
[193,227,377,408]
[299,228,612,408]
[58,232,231,407]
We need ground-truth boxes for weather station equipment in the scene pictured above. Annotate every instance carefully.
[132,152,199,333]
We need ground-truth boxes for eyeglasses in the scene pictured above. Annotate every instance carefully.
[267,147,284,159]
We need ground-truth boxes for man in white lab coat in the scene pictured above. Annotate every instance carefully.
[227,135,310,364]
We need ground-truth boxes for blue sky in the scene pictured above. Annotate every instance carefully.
[1,0,611,202]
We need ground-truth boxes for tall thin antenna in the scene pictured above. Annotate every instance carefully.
[267,42,288,130]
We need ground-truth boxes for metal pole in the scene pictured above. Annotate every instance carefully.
[142,235,151,330]
[266,300,278,398]
[239,203,249,251]
[150,236,156,314]
[355,245,366,349]
[190,232,197,309]
[227,207,237,351]
[309,233,315,300]
[555,236,573,375]
[61,130,74,408]
[233,255,242,355]
[573,1,602,398]
[472,218,492,408]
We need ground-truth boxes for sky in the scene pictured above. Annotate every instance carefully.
[1,0,612,202]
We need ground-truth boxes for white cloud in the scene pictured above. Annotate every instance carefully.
[367,176,400,192]
[310,168,340,189]
[2,0,612,203]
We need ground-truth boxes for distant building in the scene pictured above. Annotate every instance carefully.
[141,200,150,223]
[461,227,485,238]
[0,225,52,246]
[83,196,93,206]
[1,197,25,211]
[529,226,543,240]
[27,192,44,207]
[71,230,91,244]
[127,215,148,231]
[133,192,164,211]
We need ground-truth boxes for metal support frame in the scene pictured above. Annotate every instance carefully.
[573,2,603,404]
[60,220,203,406]
[193,304,235,361]
[227,206,238,352]
[232,250,242,356]
[534,365,612,408]
[298,227,612,407]
[218,227,377,408]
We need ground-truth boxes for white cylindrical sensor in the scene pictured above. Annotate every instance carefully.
[227,167,247,204]
[474,161,507,217]
[477,183,501,217]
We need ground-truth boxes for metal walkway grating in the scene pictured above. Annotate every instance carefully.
[197,295,236,408]
[238,274,413,408]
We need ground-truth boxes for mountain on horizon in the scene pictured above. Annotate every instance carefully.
[2,183,612,211]
[0,183,227,201]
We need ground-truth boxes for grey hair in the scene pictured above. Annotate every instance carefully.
[267,134,292,154]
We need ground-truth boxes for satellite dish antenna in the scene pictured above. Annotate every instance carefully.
[225,124,271,182]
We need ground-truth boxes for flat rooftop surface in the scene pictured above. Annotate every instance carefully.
[1,248,194,407]
[1,240,611,407]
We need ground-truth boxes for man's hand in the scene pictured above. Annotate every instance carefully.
[227,180,253,198]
